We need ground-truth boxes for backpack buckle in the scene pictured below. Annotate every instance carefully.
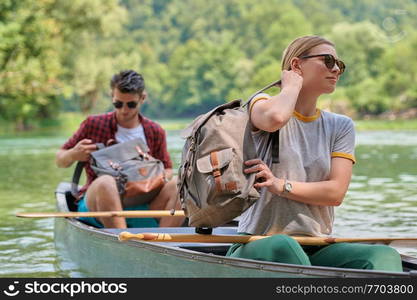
[108,160,122,171]
[189,140,196,151]
[136,146,150,160]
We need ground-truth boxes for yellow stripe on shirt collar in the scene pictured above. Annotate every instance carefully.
[293,109,321,122]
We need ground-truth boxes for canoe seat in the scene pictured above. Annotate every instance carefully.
[179,244,231,256]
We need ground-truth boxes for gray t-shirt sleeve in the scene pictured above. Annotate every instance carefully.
[331,116,356,163]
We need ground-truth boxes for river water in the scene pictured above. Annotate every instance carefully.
[0,130,416,277]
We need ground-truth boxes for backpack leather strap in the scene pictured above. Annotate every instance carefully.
[244,80,281,164]
[242,80,281,108]
[210,151,222,192]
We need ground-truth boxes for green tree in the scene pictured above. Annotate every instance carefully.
[2,0,417,125]
[376,32,417,111]
[124,0,313,116]
[328,22,389,115]
[0,0,63,129]
[0,0,126,129]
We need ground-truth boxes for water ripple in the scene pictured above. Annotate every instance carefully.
[356,131,417,146]
[1,131,417,276]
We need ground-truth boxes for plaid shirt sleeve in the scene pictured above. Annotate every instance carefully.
[61,117,90,149]
[61,113,116,149]
[154,127,172,169]
[142,117,173,169]
[60,113,116,197]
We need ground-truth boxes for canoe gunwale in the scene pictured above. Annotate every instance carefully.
[55,182,417,278]
[64,217,415,277]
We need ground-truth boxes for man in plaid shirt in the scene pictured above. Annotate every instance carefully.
[56,70,183,228]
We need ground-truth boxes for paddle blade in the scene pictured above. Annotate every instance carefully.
[389,240,417,255]
[16,212,61,218]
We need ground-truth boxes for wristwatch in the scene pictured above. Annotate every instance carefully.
[282,179,292,195]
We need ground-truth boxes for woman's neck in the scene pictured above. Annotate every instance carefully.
[294,88,320,116]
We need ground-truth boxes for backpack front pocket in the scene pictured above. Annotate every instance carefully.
[195,148,240,203]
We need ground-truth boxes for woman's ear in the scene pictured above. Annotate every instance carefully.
[290,57,303,76]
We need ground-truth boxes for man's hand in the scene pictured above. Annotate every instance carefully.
[164,168,173,181]
[70,139,97,162]
[56,139,97,168]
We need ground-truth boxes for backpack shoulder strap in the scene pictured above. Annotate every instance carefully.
[71,161,86,198]
[70,142,105,198]
[242,80,281,108]
[270,130,280,164]
[243,80,282,164]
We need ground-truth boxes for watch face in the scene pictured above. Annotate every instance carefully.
[284,182,292,192]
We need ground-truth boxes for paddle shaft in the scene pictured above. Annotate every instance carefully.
[118,232,417,246]
[16,210,186,219]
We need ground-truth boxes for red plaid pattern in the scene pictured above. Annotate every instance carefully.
[61,112,172,196]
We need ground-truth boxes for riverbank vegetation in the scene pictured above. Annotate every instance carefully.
[1,0,417,131]
[1,113,417,138]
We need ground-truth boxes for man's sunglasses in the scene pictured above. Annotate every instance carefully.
[300,54,346,74]
[112,101,139,109]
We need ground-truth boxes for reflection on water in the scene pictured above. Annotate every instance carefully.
[0,130,416,277]
[356,131,417,146]
[333,133,417,256]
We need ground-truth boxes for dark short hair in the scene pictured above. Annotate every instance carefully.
[110,70,145,95]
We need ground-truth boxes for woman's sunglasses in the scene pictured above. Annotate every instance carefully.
[112,101,139,109]
[300,54,346,74]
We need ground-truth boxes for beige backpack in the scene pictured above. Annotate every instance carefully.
[177,81,280,229]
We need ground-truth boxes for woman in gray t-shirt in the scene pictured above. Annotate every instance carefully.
[227,35,402,272]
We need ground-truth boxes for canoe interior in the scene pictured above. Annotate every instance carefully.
[100,227,417,273]
[56,182,417,277]
[62,185,236,256]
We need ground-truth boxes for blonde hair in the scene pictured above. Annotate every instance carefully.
[281,36,334,71]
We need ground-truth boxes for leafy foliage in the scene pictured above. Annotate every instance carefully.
[1,0,416,129]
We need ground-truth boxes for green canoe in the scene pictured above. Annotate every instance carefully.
[54,183,417,278]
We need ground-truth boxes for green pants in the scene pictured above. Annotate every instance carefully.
[226,234,403,272]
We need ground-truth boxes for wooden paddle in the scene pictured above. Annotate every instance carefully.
[16,210,186,218]
[118,232,417,247]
